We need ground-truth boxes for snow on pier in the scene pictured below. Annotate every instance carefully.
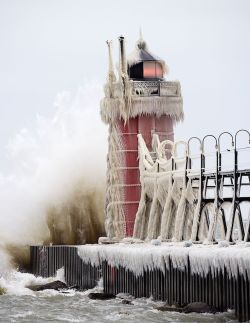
[78,241,250,279]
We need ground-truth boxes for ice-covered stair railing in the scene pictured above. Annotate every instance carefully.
[133,135,201,242]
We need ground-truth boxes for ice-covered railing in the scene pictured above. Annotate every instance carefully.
[101,79,184,124]
[133,129,250,244]
[131,80,181,97]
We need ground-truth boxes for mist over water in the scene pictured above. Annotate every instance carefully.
[0,81,107,271]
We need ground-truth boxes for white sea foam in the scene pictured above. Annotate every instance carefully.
[0,267,65,296]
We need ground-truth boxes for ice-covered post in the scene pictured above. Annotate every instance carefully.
[100,34,184,239]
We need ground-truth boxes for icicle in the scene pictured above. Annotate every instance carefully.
[173,179,190,241]
[205,195,220,244]
[105,123,126,239]
[225,198,237,241]
[139,201,151,240]
[133,134,155,239]
[182,181,196,240]
[100,95,184,125]
[78,242,250,280]
[160,179,181,240]
[151,134,160,155]
[191,178,202,241]
[133,187,147,239]
[146,176,160,240]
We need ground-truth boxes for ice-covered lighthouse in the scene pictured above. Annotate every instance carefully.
[100,34,183,238]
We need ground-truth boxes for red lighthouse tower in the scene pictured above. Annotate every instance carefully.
[101,35,183,239]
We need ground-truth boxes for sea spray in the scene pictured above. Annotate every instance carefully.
[46,183,105,245]
[0,80,106,272]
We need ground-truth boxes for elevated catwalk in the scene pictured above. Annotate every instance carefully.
[132,130,250,243]
[31,243,250,322]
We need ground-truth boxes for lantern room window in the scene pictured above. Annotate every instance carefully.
[128,61,163,80]
[143,61,163,79]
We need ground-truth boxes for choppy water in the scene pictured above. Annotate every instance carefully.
[0,270,239,323]
[0,291,238,323]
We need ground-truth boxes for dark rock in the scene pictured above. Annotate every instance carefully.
[183,302,218,314]
[118,311,129,315]
[154,302,218,314]
[88,292,116,300]
[116,293,133,300]
[67,285,79,289]
[154,303,183,312]
[121,299,133,305]
[26,280,67,291]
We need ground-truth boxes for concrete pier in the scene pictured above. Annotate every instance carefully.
[30,245,250,322]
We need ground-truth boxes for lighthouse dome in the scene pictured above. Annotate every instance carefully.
[127,35,168,80]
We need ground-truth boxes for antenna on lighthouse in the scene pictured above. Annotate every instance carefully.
[139,27,143,42]
[136,28,147,50]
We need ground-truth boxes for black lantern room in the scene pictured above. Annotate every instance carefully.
[127,37,166,80]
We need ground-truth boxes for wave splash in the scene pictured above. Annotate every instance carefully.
[0,81,106,272]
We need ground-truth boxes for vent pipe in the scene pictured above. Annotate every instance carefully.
[118,36,127,77]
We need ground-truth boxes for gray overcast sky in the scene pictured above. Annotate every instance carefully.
[0,0,250,163]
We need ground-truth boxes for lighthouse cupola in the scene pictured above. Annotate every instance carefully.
[127,35,166,80]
